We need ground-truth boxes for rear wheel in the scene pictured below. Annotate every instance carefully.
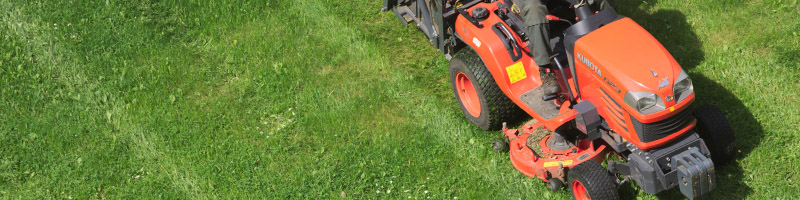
[449,49,521,130]
[567,160,619,200]
[693,104,737,164]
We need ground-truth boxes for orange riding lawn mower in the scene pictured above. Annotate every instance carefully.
[382,0,737,199]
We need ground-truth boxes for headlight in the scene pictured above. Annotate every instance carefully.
[625,91,666,115]
[673,69,694,102]
[637,94,658,110]
[674,77,692,92]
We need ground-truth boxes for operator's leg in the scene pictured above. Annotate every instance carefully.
[514,0,551,67]
[514,0,558,95]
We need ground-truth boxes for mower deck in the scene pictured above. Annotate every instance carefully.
[503,120,608,182]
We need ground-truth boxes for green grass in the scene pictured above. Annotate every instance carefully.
[0,0,797,199]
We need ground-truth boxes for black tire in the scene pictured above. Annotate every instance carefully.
[492,139,509,153]
[449,49,522,130]
[567,160,619,200]
[693,104,737,164]
[547,178,564,192]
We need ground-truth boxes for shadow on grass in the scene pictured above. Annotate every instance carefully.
[615,0,764,199]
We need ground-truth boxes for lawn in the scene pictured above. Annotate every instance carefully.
[0,0,798,199]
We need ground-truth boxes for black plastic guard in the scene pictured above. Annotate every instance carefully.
[563,9,623,69]
[574,101,601,140]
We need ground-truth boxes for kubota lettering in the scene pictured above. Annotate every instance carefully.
[577,52,601,77]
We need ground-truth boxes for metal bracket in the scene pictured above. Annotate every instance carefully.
[671,147,716,200]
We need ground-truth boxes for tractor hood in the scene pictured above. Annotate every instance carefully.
[574,18,690,115]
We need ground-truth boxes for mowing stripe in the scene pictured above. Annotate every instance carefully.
[288,0,530,195]
[0,2,209,198]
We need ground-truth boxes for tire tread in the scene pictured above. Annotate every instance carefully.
[450,50,522,130]
[568,160,619,200]
[693,105,737,164]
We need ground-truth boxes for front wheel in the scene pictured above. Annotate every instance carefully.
[567,160,619,200]
[449,49,521,130]
[693,104,737,164]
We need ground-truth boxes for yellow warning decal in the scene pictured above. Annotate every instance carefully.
[543,160,573,168]
[506,62,526,84]
[510,4,521,13]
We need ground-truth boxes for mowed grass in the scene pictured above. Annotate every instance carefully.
[0,0,797,199]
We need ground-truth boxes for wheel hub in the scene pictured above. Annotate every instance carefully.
[572,180,591,200]
[455,72,481,117]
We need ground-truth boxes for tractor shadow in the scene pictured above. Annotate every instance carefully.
[615,1,763,199]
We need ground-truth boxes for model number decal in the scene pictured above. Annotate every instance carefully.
[506,62,526,84]
[604,77,621,93]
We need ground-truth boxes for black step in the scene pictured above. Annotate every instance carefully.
[520,87,560,120]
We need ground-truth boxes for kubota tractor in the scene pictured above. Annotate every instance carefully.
[382,0,737,199]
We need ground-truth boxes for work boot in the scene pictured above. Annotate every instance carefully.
[539,66,560,96]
